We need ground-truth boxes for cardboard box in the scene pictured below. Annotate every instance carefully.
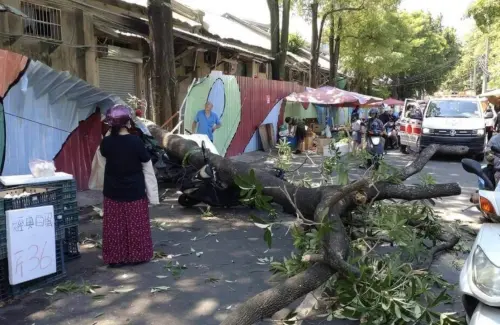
[311,123,322,134]
[305,132,316,150]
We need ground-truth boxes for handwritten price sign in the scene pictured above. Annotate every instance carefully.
[6,205,56,285]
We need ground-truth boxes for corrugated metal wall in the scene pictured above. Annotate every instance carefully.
[244,99,283,153]
[225,77,304,157]
[54,112,102,191]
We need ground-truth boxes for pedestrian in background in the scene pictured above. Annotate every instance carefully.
[285,116,306,154]
[192,101,221,143]
[350,106,362,153]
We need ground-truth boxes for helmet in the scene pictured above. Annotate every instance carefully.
[368,108,379,118]
[105,105,132,127]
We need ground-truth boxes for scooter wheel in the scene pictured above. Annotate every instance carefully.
[178,194,200,207]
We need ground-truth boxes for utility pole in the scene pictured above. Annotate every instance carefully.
[473,60,477,94]
[482,36,490,94]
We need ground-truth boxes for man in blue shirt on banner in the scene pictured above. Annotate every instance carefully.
[191,101,221,143]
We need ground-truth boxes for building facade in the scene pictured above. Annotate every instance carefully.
[0,0,277,113]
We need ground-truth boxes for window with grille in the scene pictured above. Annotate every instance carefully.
[21,1,62,41]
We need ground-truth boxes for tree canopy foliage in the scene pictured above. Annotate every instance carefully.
[287,0,460,97]
[467,0,500,32]
[443,0,500,93]
[334,3,460,97]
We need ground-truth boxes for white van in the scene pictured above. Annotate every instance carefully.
[420,97,487,160]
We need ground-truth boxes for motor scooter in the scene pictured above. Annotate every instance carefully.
[366,132,384,170]
[177,141,241,207]
[177,141,289,208]
[383,121,398,150]
[460,150,500,324]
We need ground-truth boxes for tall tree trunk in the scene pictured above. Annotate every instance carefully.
[391,75,399,98]
[328,16,335,86]
[332,17,342,87]
[278,0,291,81]
[267,0,280,80]
[148,0,178,126]
[145,59,156,122]
[309,1,319,88]
[367,77,373,95]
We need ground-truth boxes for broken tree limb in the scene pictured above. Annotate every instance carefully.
[398,145,469,181]
[220,263,333,325]
[414,234,460,270]
[146,124,463,325]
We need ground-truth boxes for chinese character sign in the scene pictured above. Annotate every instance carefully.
[6,205,56,285]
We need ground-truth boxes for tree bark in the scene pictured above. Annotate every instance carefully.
[309,1,319,88]
[145,121,465,325]
[267,0,280,80]
[328,16,335,86]
[332,16,342,86]
[367,77,373,95]
[278,0,291,81]
[147,0,178,126]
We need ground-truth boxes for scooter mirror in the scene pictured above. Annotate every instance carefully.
[461,158,483,175]
[462,158,495,190]
[491,145,500,154]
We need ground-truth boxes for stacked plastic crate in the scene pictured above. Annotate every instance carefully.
[0,186,66,302]
[36,179,80,261]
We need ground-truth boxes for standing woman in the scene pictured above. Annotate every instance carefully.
[100,105,156,267]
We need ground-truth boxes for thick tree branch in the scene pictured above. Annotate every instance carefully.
[321,1,366,20]
[413,234,460,270]
[399,144,468,180]
[372,183,461,201]
[220,263,333,325]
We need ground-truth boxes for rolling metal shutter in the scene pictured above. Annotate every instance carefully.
[98,58,137,100]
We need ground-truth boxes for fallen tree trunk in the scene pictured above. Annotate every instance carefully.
[147,123,466,325]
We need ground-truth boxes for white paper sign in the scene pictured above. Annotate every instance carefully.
[6,205,56,285]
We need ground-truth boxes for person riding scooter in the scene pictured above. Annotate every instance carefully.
[383,109,399,150]
[360,108,385,169]
[485,134,500,186]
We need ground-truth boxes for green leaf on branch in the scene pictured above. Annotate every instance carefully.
[264,227,273,248]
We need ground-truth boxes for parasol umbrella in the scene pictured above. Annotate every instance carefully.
[368,98,405,107]
[285,86,381,107]
[480,89,500,105]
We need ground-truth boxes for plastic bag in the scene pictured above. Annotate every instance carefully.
[29,159,56,178]
[88,147,106,190]
[143,160,159,205]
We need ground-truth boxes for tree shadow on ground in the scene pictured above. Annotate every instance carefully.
[0,200,299,325]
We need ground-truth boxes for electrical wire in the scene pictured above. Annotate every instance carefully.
[402,58,461,83]
[3,111,71,133]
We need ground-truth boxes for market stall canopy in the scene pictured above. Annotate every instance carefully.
[480,89,500,105]
[368,98,404,106]
[480,89,500,98]
[285,86,382,107]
